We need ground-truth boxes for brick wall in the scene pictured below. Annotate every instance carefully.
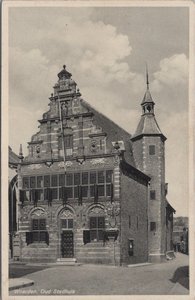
[120,170,148,264]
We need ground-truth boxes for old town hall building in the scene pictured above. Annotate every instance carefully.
[14,65,175,265]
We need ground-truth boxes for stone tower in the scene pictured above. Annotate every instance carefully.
[131,71,167,262]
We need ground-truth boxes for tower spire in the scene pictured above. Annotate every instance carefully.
[146,63,149,90]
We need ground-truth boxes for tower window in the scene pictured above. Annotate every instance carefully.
[150,190,156,200]
[150,222,156,231]
[129,216,131,228]
[149,145,155,155]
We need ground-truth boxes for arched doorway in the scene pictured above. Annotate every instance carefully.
[58,208,74,258]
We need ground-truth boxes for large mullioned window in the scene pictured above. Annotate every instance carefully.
[21,169,113,203]
[26,218,49,245]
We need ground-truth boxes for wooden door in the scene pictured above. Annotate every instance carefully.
[61,231,74,258]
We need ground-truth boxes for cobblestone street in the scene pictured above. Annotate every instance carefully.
[9,253,189,295]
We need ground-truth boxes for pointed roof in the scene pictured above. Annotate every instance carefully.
[81,99,136,167]
[131,67,166,142]
[141,89,154,104]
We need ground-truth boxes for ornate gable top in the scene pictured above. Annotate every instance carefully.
[58,65,72,80]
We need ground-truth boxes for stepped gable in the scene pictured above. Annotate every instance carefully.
[81,99,135,167]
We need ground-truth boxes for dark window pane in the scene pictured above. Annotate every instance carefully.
[59,174,65,186]
[149,145,155,155]
[32,219,39,230]
[106,184,111,196]
[106,170,112,183]
[82,186,88,197]
[68,219,73,228]
[98,217,105,228]
[66,187,73,198]
[98,185,104,196]
[23,177,29,189]
[90,185,95,197]
[51,188,58,199]
[66,173,73,186]
[37,176,43,188]
[30,176,36,188]
[39,219,46,230]
[90,172,96,184]
[82,172,88,184]
[74,173,80,185]
[90,230,97,241]
[90,217,97,229]
[61,219,67,228]
[51,175,58,187]
[44,175,50,187]
[74,186,78,198]
[37,189,43,201]
[98,230,104,241]
[32,232,39,242]
[40,231,46,242]
[98,171,104,183]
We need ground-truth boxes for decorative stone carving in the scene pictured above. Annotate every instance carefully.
[88,206,105,216]
[31,209,46,217]
[65,161,73,167]
[90,140,97,153]
[28,164,42,170]
[106,203,120,217]
[91,158,106,165]
[60,209,73,218]
[113,155,120,166]
[58,161,65,168]
[106,203,120,228]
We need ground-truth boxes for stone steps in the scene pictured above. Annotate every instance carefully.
[77,257,112,264]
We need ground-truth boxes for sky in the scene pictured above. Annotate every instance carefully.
[8,6,189,217]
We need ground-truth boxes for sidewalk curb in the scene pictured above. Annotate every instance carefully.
[127,263,152,268]
[9,278,34,291]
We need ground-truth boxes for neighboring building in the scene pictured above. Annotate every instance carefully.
[14,65,175,265]
[173,217,188,254]
[9,146,20,258]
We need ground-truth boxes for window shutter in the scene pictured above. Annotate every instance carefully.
[110,183,114,203]
[83,230,90,244]
[26,232,32,245]
[61,186,67,206]
[31,189,37,207]
[46,188,52,206]
[20,190,25,207]
[78,185,82,206]
[46,232,49,245]
[94,184,98,204]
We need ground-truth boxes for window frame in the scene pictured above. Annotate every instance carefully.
[150,222,157,232]
[31,218,47,243]
[22,169,113,202]
[150,190,156,200]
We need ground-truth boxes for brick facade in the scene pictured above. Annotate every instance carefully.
[14,66,174,265]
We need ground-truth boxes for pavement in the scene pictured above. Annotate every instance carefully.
[9,252,189,295]
[9,278,34,291]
